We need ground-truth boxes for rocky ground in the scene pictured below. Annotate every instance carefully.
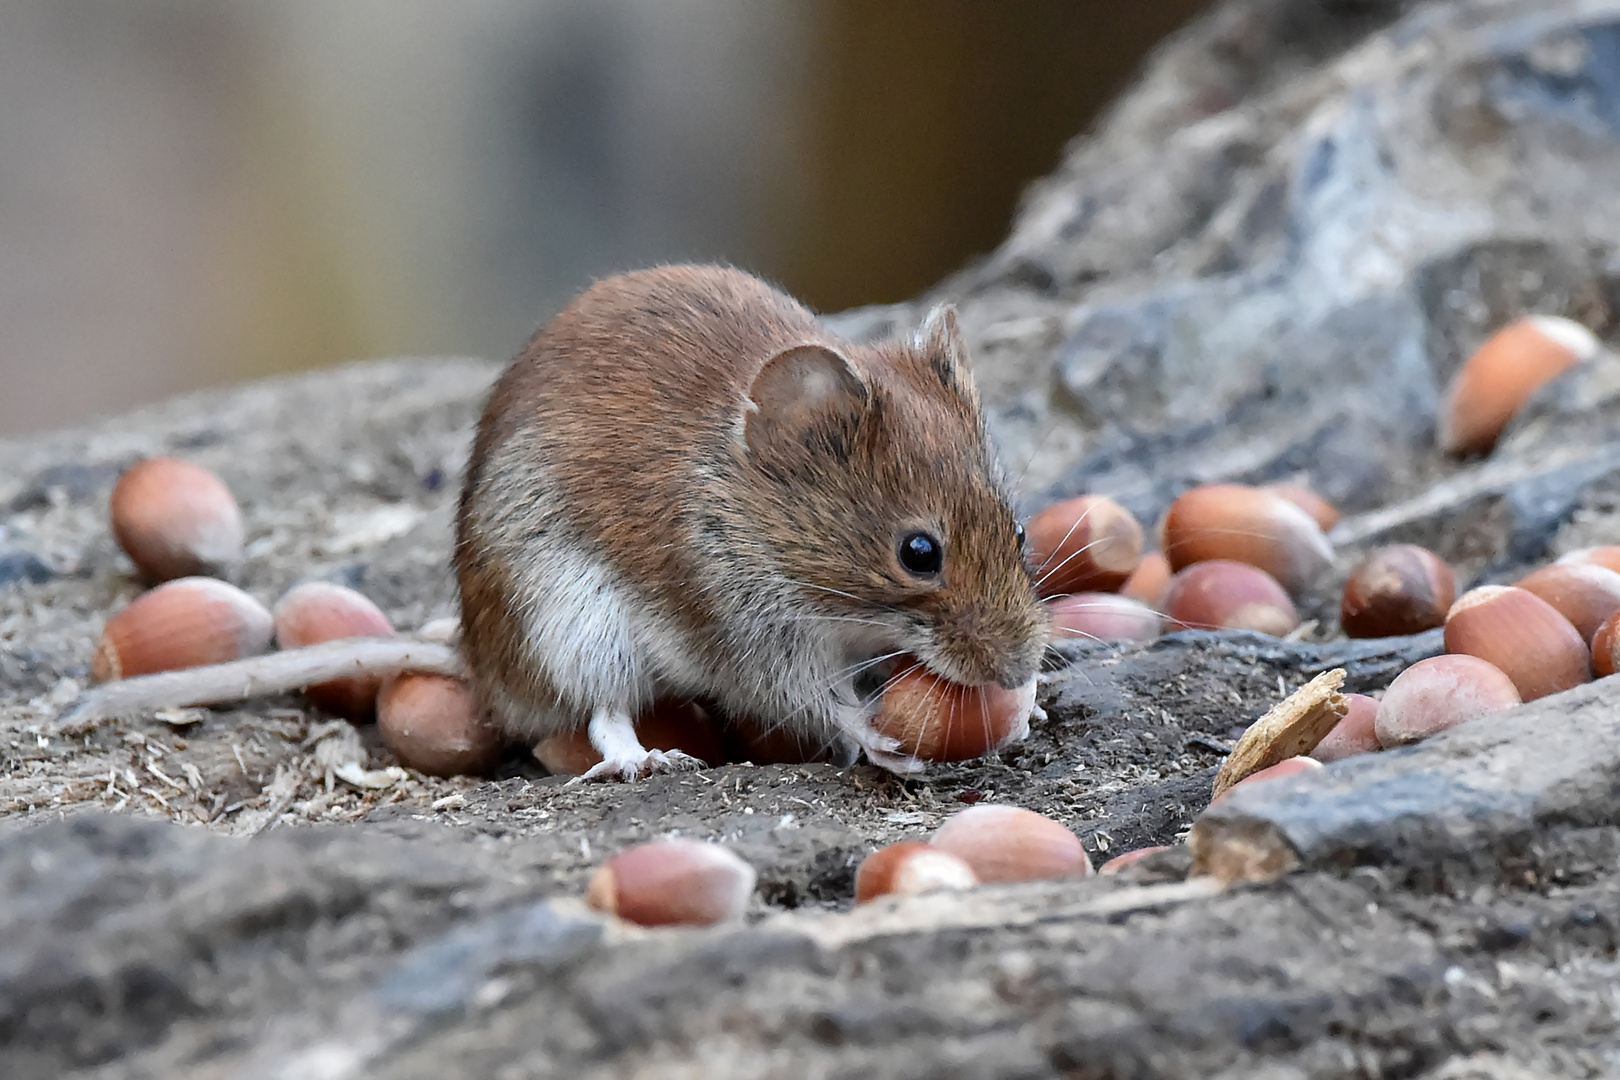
[7,0,1620,1076]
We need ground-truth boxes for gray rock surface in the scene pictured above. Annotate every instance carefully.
[7,1,1620,1077]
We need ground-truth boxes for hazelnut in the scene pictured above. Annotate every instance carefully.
[1027,495,1143,597]
[91,577,273,682]
[1119,550,1172,610]
[1208,756,1322,805]
[1373,655,1521,748]
[1592,610,1620,678]
[1097,845,1172,875]
[534,699,728,775]
[1440,315,1599,456]
[586,839,755,927]
[1047,592,1161,643]
[376,673,504,776]
[273,581,395,719]
[1443,585,1589,701]
[1556,546,1620,576]
[1158,484,1333,595]
[1340,545,1456,638]
[929,804,1092,883]
[1263,482,1340,531]
[854,841,978,903]
[872,665,1033,762]
[110,457,245,582]
[1310,693,1382,762]
[1162,560,1299,636]
[724,717,836,765]
[1513,563,1620,643]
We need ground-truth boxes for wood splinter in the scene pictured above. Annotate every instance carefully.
[58,638,463,731]
[1210,667,1346,799]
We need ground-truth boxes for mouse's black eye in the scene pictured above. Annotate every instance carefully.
[1015,522,1027,551]
[899,531,943,577]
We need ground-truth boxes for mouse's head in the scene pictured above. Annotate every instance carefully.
[738,304,1049,691]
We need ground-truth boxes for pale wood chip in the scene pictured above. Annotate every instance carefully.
[1211,668,1346,799]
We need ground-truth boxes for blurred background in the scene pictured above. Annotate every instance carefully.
[0,0,1210,436]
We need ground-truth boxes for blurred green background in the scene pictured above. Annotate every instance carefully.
[0,1,1208,435]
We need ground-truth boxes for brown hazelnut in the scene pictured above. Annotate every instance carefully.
[1310,693,1381,762]
[929,804,1092,883]
[1047,593,1162,643]
[1440,315,1599,456]
[376,673,504,776]
[273,581,395,719]
[1514,563,1620,643]
[1556,546,1620,576]
[91,577,273,682]
[1373,655,1521,748]
[872,665,1033,762]
[1443,585,1590,701]
[1119,550,1172,609]
[1340,544,1456,638]
[1263,482,1340,531]
[1592,610,1620,678]
[1158,484,1333,595]
[1208,756,1323,806]
[586,839,755,927]
[1026,495,1143,597]
[854,841,978,904]
[1162,560,1299,636]
[1098,846,1172,875]
[110,457,244,582]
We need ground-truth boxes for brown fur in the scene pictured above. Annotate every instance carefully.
[455,265,1049,766]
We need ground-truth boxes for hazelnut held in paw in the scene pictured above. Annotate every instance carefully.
[454,265,1048,780]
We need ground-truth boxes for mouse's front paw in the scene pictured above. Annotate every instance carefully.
[572,747,706,783]
[834,705,926,775]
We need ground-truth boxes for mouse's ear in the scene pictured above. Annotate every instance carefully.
[744,344,869,462]
[917,304,980,408]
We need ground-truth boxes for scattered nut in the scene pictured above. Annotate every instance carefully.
[1310,693,1382,762]
[929,804,1092,883]
[854,841,978,903]
[1119,550,1172,609]
[273,581,395,719]
[1592,610,1620,678]
[1443,585,1590,701]
[1263,482,1340,531]
[1098,846,1172,875]
[110,456,245,581]
[91,577,273,682]
[873,665,1034,762]
[1373,654,1521,748]
[1027,495,1143,597]
[1340,544,1456,638]
[1439,315,1599,456]
[1210,756,1323,805]
[1158,484,1333,595]
[1514,562,1620,643]
[586,838,755,927]
[1047,592,1162,643]
[376,673,504,776]
[1557,546,1620,576]
[1162,560,1299,636]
